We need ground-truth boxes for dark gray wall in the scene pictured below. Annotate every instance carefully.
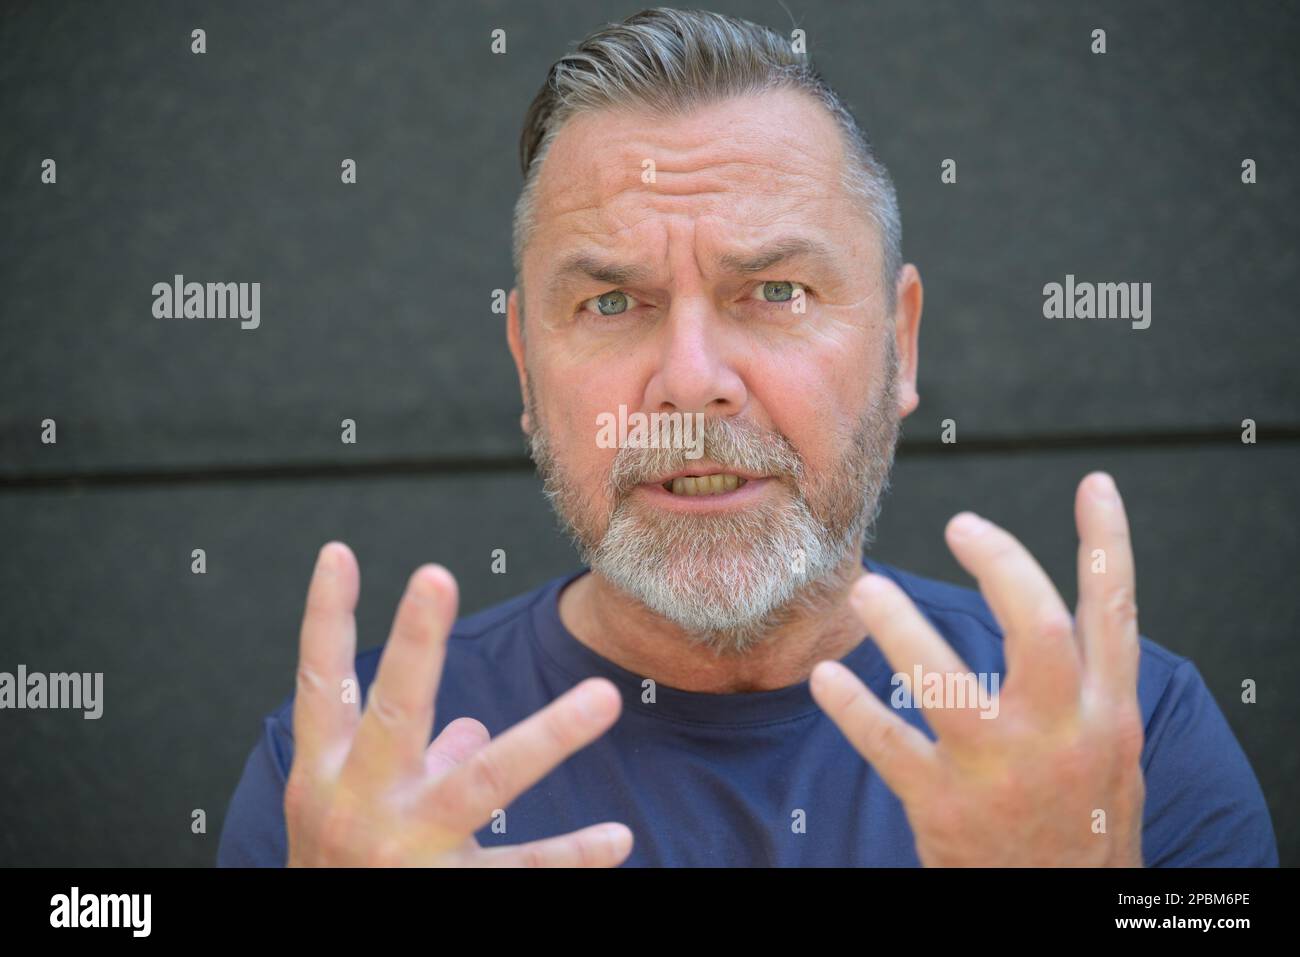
[1,0,1296,866]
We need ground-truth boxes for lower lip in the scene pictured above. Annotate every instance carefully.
[634,477,776,511]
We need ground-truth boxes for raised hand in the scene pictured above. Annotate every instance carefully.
[285,542,633,867]
[811,472,1146,866]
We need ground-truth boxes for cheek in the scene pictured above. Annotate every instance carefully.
[548,366,633,486]
[823,336,887,441]
[751,348,867,471]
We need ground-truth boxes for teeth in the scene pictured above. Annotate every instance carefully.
[667,474,745,496]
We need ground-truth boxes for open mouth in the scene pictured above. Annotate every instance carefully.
[661,474,749,497]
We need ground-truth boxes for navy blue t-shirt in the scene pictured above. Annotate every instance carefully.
[217,558,1278,867]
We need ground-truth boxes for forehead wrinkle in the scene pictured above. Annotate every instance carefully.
[542,181,831,271]
[545,168,825,237]
[541,187,852,282]
[541,121,838,226]
[534,144,856,307]
[616,152,829,197]
[533,88,855,241]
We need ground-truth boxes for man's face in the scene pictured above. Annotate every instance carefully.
[510,88,918,651]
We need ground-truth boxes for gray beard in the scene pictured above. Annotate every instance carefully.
[527,366,900,655]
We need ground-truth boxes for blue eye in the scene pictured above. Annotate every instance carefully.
[582,290,640,317]
[751,281,806,304]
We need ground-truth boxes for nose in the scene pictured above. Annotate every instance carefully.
[642,299,748,415]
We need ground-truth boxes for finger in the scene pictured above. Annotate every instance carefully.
[292,542,361,780]
[425,717,491,780]
[423,677,621,836]
[810,659,936,804]
[944,512,1081,718]
[341,564,458,794]
[1074,472,1140,707]
[468,823,634,868]
[848,573,983,743]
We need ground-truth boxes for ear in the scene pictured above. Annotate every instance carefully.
[891,264,923,420]
[506,287,532,435]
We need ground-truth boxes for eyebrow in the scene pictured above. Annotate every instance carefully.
[546,254,653,303]
[716,236,839,275]
[545,236,841,302]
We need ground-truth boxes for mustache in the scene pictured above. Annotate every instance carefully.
[605,416,805,498]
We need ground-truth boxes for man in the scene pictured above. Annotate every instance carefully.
[217,7,1277,867]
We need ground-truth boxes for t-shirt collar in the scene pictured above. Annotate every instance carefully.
[527,560,891,727]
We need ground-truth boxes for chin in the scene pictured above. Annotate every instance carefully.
[587,507,843,653]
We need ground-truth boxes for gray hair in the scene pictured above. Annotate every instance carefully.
[512,6,903,323]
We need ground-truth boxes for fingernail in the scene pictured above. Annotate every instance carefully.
[577,680,615,721]
[602,824,633,857]
[408,565,441,599]
[317,542,339,573]
[949,512,989,540]
[1090,472,1118,502]
[811,660,845,692]
[850,574,886,610]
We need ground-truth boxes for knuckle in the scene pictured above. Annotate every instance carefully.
[283,770,313,823]
[922,797,965,843]
[295,664,327,696]
[1037,605,1075,641]
[367,688,423,731]
[1108,704,1146,762]
[422,782,458,825]
[464,747,511,809]
[519,843,545,869]
[867,713,903,758]
[1103,586,1139,631]
[1117,730,1144,767]
[317,802,362,862]
[840,680,872,720]
[366,834,406,868]
[1052,736,1096,787]
[572,835,592,869]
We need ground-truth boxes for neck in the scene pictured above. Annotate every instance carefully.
[556,552,869,693]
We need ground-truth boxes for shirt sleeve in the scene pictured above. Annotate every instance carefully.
[1139,658,1278,867]
[216,708,293,867]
